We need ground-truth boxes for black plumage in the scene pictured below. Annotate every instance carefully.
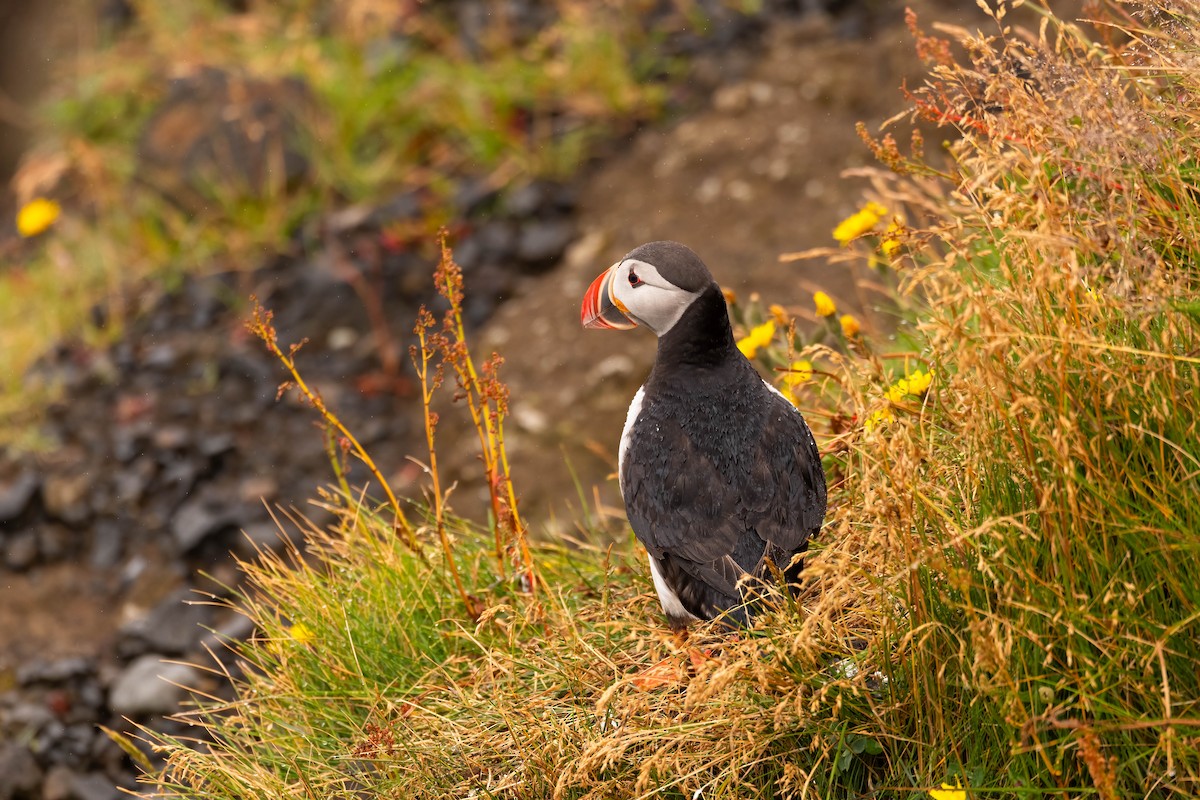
[583,241,827,628]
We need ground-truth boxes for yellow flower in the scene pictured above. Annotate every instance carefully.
[736,320,776,359]
[782,359,813,387]
[17,197,61,238]
[881,220,905,257]
[769,303,790,326]
[722,287,738,307]
[886,367,933,403]
[864,407,894,432]
[813,291,836,317]
[839,313,861,337]
[929,777,966,800]
[833,201,887,245]
[288,622,315,645]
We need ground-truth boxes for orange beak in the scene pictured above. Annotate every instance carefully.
[581,264,636,330]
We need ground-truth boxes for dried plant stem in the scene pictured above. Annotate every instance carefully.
[411,309,471,612]
[247,298,421,555]
[434,232,539,596]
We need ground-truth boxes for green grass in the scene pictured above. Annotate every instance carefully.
[132,2,1200,798]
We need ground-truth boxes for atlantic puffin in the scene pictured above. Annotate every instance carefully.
[581,241,827,628]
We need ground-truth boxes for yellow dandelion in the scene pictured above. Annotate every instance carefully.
[288,622,316,645]
[864,407,894,432]
[833,201,887,245]
[813,291,836,317]
[839,313,861,337]
[736,320,776,359]
[17,197,61,238]
[769,303,790,326]
[880,219,905,257]
[929,777,966,800]
[782,359,813,387]
[886,367,933,403]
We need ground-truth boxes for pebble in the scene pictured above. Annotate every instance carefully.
[4,531,39,571]
[0,743,41,800]
[0,470,40,522]
[170,497,232,553]
[118,588,211,657]
[107,655,200,718]
[516,219,576,268]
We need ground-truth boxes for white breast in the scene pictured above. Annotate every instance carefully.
[617,385,645,492]
[648,554,698,622]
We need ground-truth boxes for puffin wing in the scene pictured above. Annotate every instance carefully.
[622,383,825,578]
[743,385,827,553]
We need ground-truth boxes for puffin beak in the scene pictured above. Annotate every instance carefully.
[581,264,637,330]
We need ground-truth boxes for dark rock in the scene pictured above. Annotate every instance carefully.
[119,588,211,656]
[503,181,549,218]
[475,220,517,259]
[5,701,54,735]
[112,457,155,505]
[16,657,93,687]
[170,496,235,554]
[87,520,123,570]
[369,190,423,225]
[454,177,499,216]
[0,743,40,800]
[35,524,72,562]
[107,655,199,717]
[515,219,575,268]
[43,725,96,768]
[0,470,39,522]
[4,531,39,571]
[199,433,236,460]
[40,767,119,800]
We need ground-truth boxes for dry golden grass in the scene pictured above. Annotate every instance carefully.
[134,3,1199,798]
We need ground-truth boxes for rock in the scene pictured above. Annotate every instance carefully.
[112,457,155,506]
[87,520,122,570]
[107,655,199,717]
[169,496,231,553]
[0,470,39,522]
[35,524,72,562]
[16,657,93,687]
[41,473,93,526]
[0,743,40,800]
[119,588,210,656]
[5,531,39,571]
[41,767,119,800]
[515,219,575,269]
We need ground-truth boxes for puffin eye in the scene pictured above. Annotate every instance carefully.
[628,270,644,287]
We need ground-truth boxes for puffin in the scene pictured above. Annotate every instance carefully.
[580,241,827,628]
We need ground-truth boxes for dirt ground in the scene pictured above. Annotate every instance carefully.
[472,3,968,528]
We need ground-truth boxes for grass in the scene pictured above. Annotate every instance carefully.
[128,2,1200,798]
[1,0,683,445]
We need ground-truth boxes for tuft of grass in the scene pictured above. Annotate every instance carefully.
[134,2,1199,798]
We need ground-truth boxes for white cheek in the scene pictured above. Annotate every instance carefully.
[613,282,697,336]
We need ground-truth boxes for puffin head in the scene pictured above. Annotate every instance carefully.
[580,241,716,337]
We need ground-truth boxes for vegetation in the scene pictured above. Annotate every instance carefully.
[126,1,1199,798]
[1,0,670,444]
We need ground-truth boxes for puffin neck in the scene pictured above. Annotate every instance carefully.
[652,283,738,370]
